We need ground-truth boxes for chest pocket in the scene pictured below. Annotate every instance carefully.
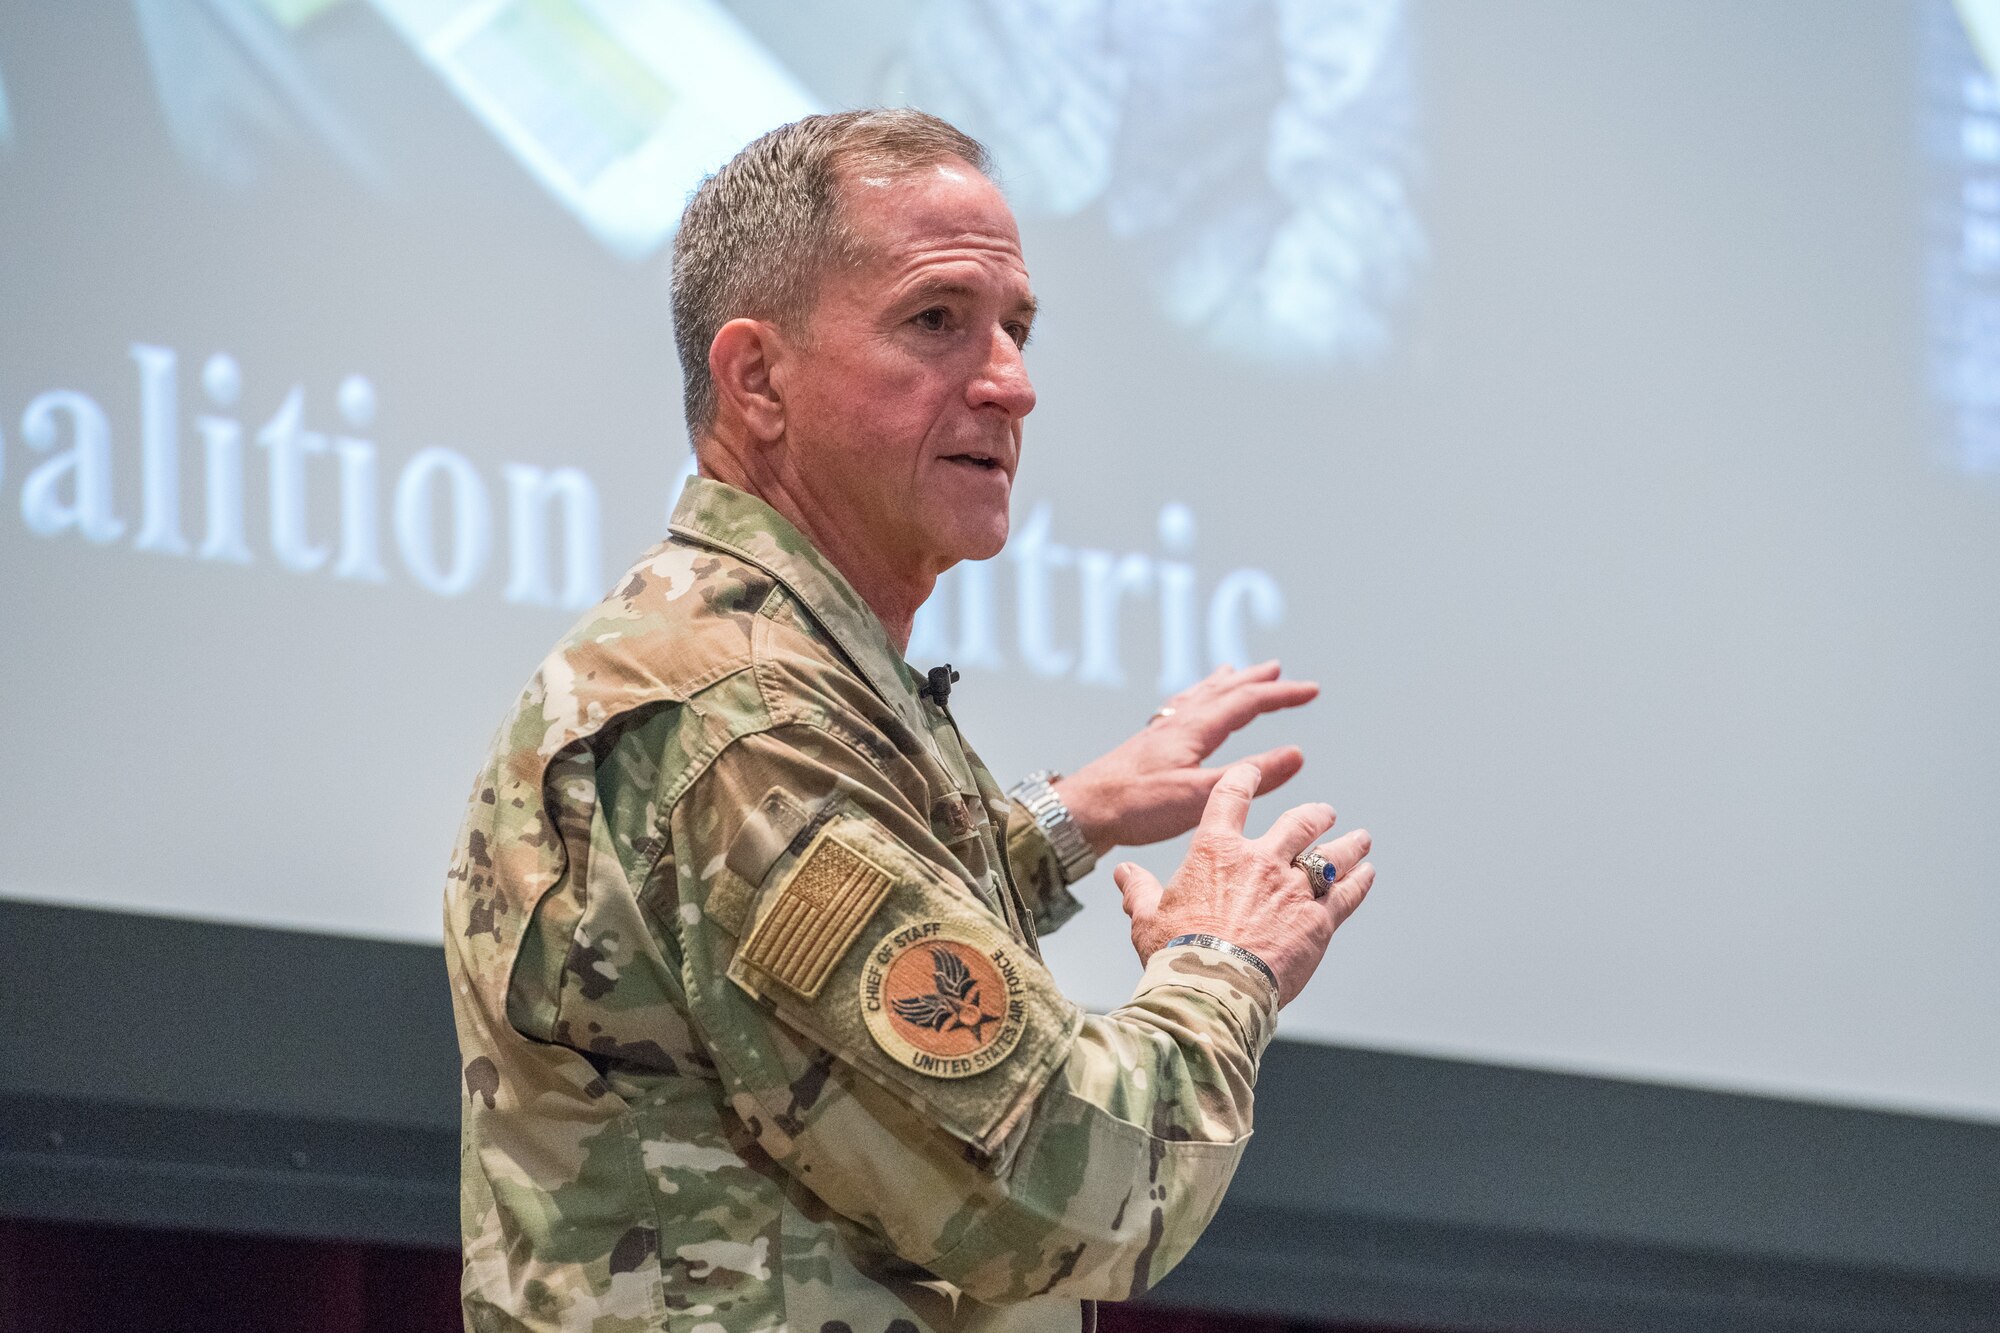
[928,789,981,844]
[901,735,1003,913]
[914,713,1013,908]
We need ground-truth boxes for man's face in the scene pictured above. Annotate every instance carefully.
[779,157,1037,574]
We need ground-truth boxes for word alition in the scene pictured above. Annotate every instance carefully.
[6,344,1284,693]
[10,343,596,607]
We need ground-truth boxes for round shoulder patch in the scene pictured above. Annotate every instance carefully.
[860,919,1028,1079]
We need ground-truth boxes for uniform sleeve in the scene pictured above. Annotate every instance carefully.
[670,696,1278,1304]
[1002,798,1085,936]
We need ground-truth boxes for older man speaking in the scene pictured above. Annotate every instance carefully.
[445,110,1374,1333]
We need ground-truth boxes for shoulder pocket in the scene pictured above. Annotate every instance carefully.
[724,804,1080,1155]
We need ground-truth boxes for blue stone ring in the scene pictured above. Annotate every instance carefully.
[1292,850,1336,900]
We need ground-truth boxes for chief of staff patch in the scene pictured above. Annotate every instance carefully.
[862,920,1028,1078]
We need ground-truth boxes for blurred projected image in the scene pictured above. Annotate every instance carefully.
[365,0,815,258]
[891,0,1425,366]
[130,0,383,189]
[132,0,816,257]
[124,0,1420,364]
[1930,0,2000,473]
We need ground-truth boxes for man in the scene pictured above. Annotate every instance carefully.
[445,109,1375,1333]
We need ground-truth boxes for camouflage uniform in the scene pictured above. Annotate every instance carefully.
[445,478,1279,1333]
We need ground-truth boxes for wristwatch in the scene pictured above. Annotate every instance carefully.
[1008,769,1098,885]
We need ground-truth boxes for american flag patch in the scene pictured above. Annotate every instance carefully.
[738,827,894,999]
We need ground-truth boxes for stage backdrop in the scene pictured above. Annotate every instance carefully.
[2,0,1997,1128]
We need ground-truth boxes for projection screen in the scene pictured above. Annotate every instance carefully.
[1,0,1995,1128]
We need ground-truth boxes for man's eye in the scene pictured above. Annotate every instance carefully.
[1007,322,1032,349]
[914,308,949,332]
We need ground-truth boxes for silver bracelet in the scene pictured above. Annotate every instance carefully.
[1162,933,1280,999]
[1008,770,1097,884]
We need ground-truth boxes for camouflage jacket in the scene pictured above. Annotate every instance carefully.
[445,478,1279,1333]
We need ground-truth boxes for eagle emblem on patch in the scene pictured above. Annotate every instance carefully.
[861,920,1027,1078]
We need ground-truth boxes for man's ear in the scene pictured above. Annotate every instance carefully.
[708,318,786,444]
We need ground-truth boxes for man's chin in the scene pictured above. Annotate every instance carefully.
[921,493,1010,566]
[959,509,1010,563]
[960,529,1008,563]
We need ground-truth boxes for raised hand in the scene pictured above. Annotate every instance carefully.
[1111,763,1375,1007]
[1053,661,1320,856]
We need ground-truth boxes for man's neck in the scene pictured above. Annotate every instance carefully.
[697,448,933,655]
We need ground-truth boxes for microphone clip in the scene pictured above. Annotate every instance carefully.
[920,664,961,707]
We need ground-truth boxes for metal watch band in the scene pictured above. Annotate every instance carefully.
[1162,933,1281,1000]
[1008,770,1098,884]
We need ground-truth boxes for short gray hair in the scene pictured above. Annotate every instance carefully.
[671,109,992,437]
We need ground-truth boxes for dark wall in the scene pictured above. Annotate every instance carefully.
[0,1219,1363,1333]
[3,900,1996,1331]
[0,1220,463,1333]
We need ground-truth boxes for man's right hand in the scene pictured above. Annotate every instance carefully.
[1110,763,1374,1007]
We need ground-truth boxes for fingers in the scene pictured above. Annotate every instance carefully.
[1237,744,1304,794]
[1197,762,1263,836]
[1221,659,1281,685]
[1112,861,1163,924]
[1183,678,1320,753]
[1166,661,1315,717]
[1306,828,1371,883]
[1323,860,1376,928]
[1160,664,1232,713]
[1258,801,1338,859]
[1186,743,1304,806]
[1219,660,1286,687]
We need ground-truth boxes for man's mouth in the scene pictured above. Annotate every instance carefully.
[943,451,1006,473]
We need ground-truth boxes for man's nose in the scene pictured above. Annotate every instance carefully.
[970,326,1036,420]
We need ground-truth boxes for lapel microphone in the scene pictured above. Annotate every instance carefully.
[920,664,960,706]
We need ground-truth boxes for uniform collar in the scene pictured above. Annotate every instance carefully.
[669,476,931,727]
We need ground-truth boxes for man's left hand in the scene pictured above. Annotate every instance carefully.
[1054,661,1319,857]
